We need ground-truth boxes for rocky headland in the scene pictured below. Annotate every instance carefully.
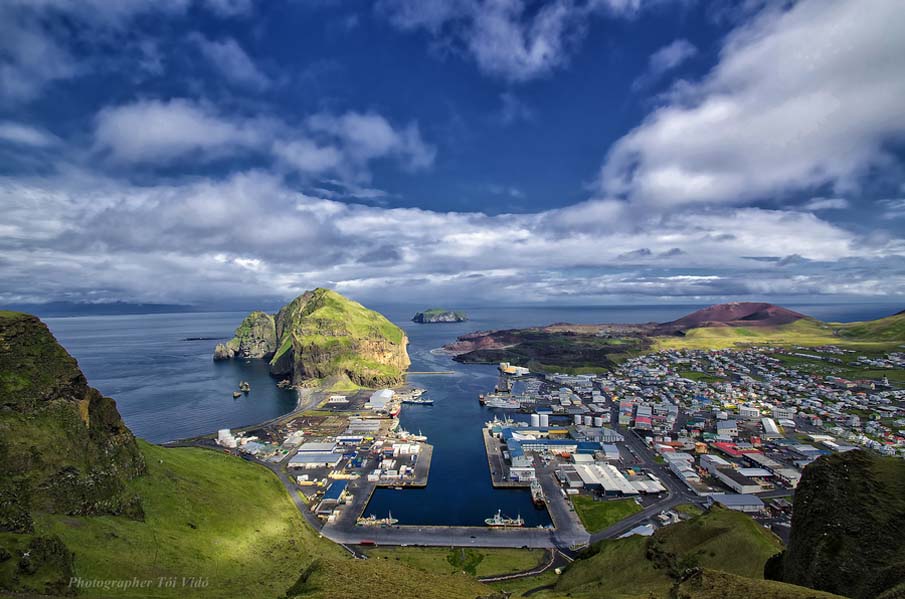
[215,288,410,388]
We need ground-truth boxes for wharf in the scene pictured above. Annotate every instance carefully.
[483,428,527,488]
[376,443,432,488]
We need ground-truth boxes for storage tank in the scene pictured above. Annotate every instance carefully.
[593,416,603,427]
[530,413,540,427]
[584,416,593,426]
[539,414,549,427]
[574,414,582,425]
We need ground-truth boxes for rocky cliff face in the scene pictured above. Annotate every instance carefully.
[0,312,146,534]
[770,450,905,599]
[213,311,277,360]
[217,289,409,388]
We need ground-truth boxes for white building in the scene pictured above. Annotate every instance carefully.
[368,389,394,410]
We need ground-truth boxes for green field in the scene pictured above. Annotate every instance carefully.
[363,546,545,577]
[555,506,790,599]
[571,496,642,533]
[1,442,492,599]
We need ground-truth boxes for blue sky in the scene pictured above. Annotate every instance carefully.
[1,0,904,307]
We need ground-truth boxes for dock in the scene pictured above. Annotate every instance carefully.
[376,443,432,488]
[483,428,527,488]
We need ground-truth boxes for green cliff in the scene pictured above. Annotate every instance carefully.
[0,311,146,535]
[218,289,410,388]
[770,450,905,599]
[213,310,276,360]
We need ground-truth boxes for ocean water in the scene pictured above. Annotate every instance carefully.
[44,302,900,526]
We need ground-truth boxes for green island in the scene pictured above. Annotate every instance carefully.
[214,288,410,388]
[411,309,468,323]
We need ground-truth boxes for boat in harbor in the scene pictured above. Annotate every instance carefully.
[357,511,399,527]
[238,380,251,393]
[485,509,525,527]
[530,480,546,507]
[483,395,521,409]
[402,398,433,405]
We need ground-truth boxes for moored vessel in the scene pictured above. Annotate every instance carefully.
[485,509,525,527]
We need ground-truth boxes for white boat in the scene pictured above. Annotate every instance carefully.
[485,509,524,527]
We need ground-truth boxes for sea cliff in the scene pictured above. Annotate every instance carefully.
[216,289,410,388]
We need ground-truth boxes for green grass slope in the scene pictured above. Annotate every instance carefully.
[776,450,905,599]
[3,441,497,599]
[655,313,905,351]
[554,507,787,599]
[836,310,905,341]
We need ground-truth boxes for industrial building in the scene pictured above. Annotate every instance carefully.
[709,493,765,513]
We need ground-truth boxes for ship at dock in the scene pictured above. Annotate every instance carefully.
[530,480,546,507]
[402,397,434,405]
[485,509,525,527]
[357,511,399,527]
[480,394,521,409]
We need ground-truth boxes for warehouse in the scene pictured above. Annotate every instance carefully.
[709,493,765,513]
[714,466,762,494]
[288,452,342,469]
[574,463,638,496]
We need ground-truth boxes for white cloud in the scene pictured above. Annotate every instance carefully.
[94,99,269,163]
[1,169,900,305]
[633,38,697,89]
[601,0,905,208]
[92,100,433,181]
[190,34,270,89]
[803,197,849,211]
[0,121,60,147]
[0,10,79,103]
[879,199,905,219]
[307,112,436,173]
[378,0,650,82]
[272,139,342,174]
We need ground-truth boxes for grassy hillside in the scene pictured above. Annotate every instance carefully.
[836,310,905,341]
[554,507,785,599]
[777,450,905,599]
[654,316,904,351]
[2,441,496,598]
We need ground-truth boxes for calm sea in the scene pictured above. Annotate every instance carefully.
[45,302,900,526]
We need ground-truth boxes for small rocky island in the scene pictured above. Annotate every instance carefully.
[214,288,410,388]
[411,308,468,323]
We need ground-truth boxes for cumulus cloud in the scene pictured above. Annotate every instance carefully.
[601,0,905,208]
[632,38,697,89]
[92,99,434,182]
[378,0,648,82]
[0,122,60,147]
[94,99,270,163]
[1,169,900,305]
[190,33,270,89]
[803,197,849,211]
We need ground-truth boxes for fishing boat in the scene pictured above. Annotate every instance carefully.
[238,380,251,393]
[232,391,242,398]
[530,480,546,507]
[485,509,524,527]
[357,511,399,527]
[402,397,433,405]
